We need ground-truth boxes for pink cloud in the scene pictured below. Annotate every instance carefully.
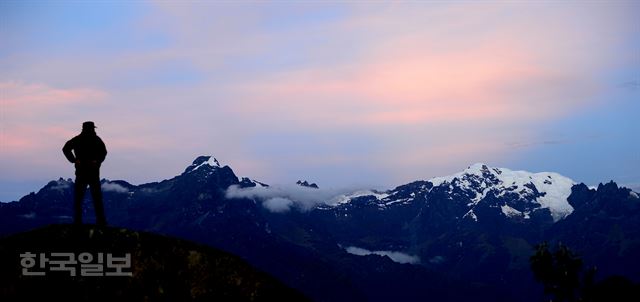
[213,2,627,183]
[0,82,106,155]
[226,2,621,131]
[1,81,106,108]
[232,40,591,127]
[0,80,205,185]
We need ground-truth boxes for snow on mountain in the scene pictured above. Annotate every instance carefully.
[181,157,574,222]
[462,209,478,222]
[185,155,221,173]
[239,177,269,188]
[501,204,526,219]
[329,163,576,222]
[328,190,390,206]
[193,156,220,170]
[428,163,575,221]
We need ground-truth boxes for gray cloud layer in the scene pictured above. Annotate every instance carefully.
[345,246,420,265]
[226,184,375,213]
[101,182,130,193]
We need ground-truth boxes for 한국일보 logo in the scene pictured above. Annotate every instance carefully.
[20,252,133,277]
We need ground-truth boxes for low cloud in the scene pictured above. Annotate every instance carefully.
[226,184,375,213]
[262,197,294,213]
[345,246,420,265]
[20,212,36,219]
[50,182,71,192]
[102,182,129,193]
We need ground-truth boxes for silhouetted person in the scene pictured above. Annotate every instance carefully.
[63,121,107,226]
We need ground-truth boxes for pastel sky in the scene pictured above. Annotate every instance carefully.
[1,1,639,202]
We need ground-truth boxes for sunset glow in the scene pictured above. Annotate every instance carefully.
[1,1,638,201]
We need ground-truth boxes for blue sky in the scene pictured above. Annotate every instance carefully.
[1,1,638,202]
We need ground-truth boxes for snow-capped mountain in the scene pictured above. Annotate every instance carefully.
[326,163,575,223]
[1,156,638,302]
[184,155,221,173]
[430,163,575,221]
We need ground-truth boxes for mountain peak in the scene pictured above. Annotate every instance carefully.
[466,162,490,172]
[429,163,498,187]
[184,156,220,173]
[192,155,220,167]
[428,164,576,222]
[462,163,500,177]
[296,180,319,189]
[239,177,269,188]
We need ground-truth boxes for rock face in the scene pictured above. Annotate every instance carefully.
[296,180,319,189]
[0,224,307,301]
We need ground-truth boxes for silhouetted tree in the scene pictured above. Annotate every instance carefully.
[530,242,639,302]
[531,242,584,302]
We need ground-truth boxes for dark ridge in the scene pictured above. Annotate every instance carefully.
[296,180,319,189]
[0,224,307,301]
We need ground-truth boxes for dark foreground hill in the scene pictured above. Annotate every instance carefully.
[0,224,307,301]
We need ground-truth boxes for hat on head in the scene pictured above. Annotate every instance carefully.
[82,121,97,130]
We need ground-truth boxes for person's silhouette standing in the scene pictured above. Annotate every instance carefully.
[63,121,108,226]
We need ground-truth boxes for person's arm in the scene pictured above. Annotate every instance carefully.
[62,138,76,163]
[97,137,107,164]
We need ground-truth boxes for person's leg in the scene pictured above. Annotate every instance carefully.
[89,176,106,226]
[74,177,87,224]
